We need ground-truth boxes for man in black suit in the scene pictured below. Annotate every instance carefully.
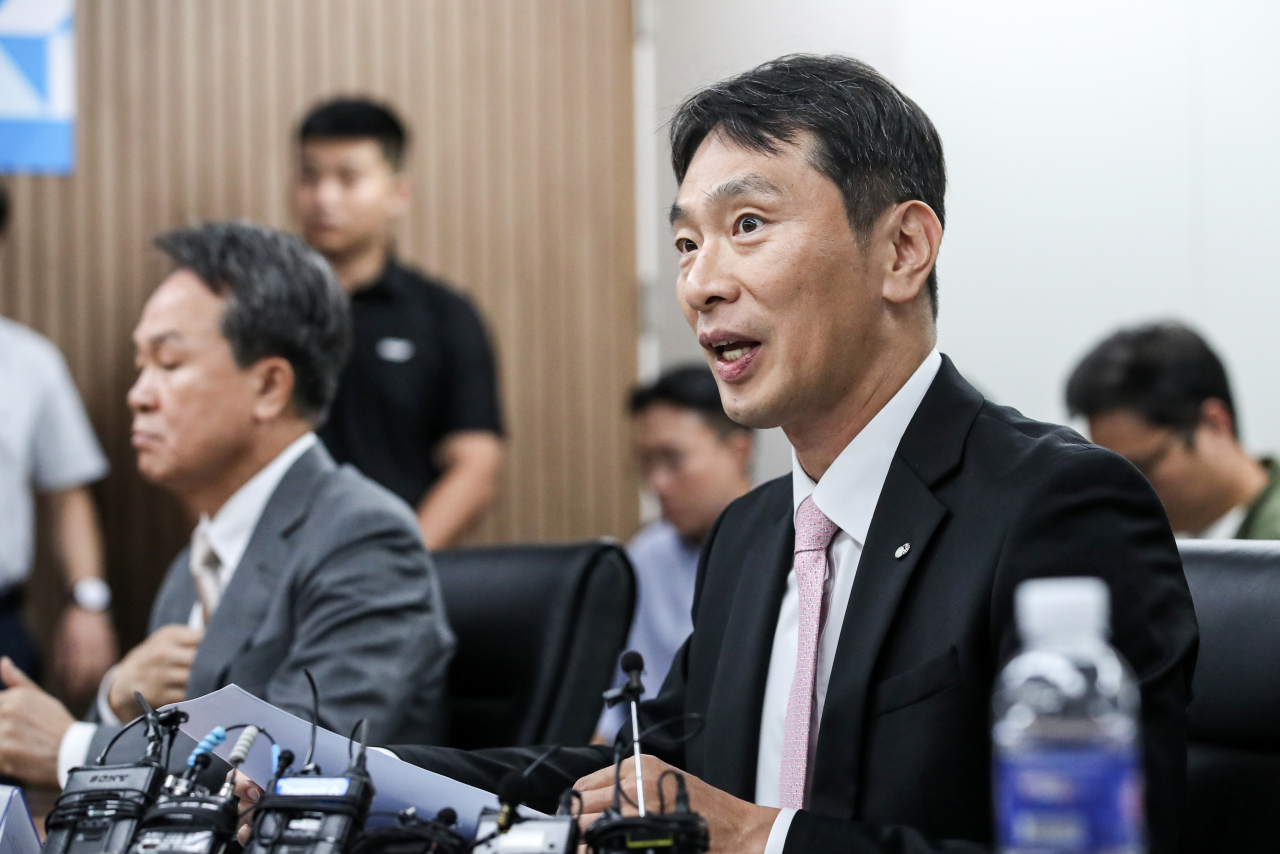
[240,55,1198,853]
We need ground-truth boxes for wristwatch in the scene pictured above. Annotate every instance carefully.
[72,577,112,612]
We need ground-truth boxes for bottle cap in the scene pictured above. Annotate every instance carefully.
[1016,577,1109,644]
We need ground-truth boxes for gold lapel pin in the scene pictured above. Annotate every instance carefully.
[895,543,911,559]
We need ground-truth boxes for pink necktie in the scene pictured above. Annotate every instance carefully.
[779,495,839,809]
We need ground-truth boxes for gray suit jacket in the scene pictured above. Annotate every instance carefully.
[88,443,455,767]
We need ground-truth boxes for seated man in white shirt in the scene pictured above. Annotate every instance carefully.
[597,365,752,741]
[0,221,454,787]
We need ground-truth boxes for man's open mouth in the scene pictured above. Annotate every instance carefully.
[713,341,760,363]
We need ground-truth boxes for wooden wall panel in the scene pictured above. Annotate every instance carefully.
[1,0,638,661]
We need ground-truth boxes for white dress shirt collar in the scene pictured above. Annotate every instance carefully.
[195,432,318,582]
[60,432,321,786]
[791,349,943,544]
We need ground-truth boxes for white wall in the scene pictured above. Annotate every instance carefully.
[637,0,1280,483]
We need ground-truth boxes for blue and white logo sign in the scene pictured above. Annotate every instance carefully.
[0,0,74,174]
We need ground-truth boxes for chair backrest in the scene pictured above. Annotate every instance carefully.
[433,540,636,750]
[1178,539,1280,854]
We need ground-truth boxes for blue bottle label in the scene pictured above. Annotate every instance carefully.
[996,748,1143,853]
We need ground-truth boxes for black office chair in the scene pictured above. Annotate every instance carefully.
[1179,539,1280,854]
[433,540,636,750]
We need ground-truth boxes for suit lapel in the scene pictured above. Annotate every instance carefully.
[808,462,947,818]
[149,547,198,631]
[808,356,984,818]
[186,446,333,697]
[700,498,794,799]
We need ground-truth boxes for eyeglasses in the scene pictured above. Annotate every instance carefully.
[1126,432,1185,478]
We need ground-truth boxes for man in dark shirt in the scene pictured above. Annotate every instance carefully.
[294,98,504,549]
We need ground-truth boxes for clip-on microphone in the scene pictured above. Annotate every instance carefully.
[471,746,580,854]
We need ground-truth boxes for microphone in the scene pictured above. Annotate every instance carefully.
[619,651,647,816]
[620,651,644,694]
[496,771,526,833]
[471,747,579,854]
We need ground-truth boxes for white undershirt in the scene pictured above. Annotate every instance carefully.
[760,351,941,853]
[56,433,318,786]
[1177,503,1247,541]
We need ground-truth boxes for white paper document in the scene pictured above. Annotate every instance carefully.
[168,684,541,839]
[0,785,41,854]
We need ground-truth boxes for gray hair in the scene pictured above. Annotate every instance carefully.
[153,220,351,422]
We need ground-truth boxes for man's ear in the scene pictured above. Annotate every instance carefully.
[880,199,942,306]
[388,172,413,219]
[726,429,754,475]
[1200,398,1236,438]
[250,357,297,422]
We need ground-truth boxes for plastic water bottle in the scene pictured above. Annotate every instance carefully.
[993,577,1145,854]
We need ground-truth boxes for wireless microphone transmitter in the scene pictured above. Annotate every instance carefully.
[244,716,375,854]
[44,695,183,854]
[581,770,708,854]
[127,725,263,854]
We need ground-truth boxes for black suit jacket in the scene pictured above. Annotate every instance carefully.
[394,357,1198,854]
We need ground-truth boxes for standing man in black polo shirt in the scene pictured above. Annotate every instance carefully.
[294,98,504,549]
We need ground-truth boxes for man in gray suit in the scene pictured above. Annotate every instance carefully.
[0,221,454,787]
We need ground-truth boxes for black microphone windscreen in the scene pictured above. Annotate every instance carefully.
[620,650,644,674]
[435,807,457,826]
[497,770,527,807]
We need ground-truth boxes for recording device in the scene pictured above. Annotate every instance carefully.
[43,694,184,854]
[244,673,375,854]
[126,725,264,854]
[582,653,709,854]
[350,807,467,854]
[470,749,579,854]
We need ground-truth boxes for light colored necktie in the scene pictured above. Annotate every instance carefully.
[779,495,839,809]
[190,527,223,626]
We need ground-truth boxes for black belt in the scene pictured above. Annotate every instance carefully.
[0,585,25,613]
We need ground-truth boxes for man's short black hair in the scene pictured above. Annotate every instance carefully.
[154,221,350,422]
[631,365,747,438]
[298,97,409,170]
[668,54,946,318]
[1066,322,1237,437]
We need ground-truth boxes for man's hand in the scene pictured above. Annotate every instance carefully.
[574,755,779,854]
[0,656,75,787]
[55,605,120,699]
[233,773,264,845]
[108,624,202,721]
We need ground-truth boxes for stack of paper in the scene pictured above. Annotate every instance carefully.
[169,685,543,840]
[0,786,40,854]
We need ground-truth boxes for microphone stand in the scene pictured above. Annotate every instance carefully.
[630,696,646,816]
[603,651,648,817]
